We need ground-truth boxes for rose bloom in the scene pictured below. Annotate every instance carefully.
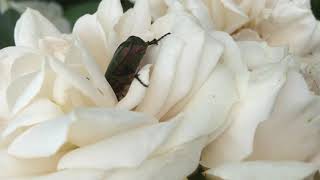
[1,0,320,180]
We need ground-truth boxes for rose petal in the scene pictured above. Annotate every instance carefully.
[237,41,288,69]
[156,14,206,118]
[248,70,320,161]
[49,58,112,107]
[0,149,63,178]
[115,0,152,41]
[58,116,180,170]
[158,64,238,152]
[76,37,117,106]
[14,8,60,49]
[7,169,106,180]
[136,35,184,115]
[184,0,214,31]
[150,14,174,41]
[2,98,63,138]
[207,0,249,33]
[206,161,318,180]
[239,0,266,18]
[233,28,262,41]
[106,137,207,180]
[68,107,157,146]
[211,31,249,98]
[201,61,287,168]
[9,50,43,80]
[73,14,111,71]
[6,70,45,115]
[116,64,151,110]
[97,0,123,35]
[52,74,97,113]
[257,0,319,55]
[8,115,72,158]
[163,33,223,119]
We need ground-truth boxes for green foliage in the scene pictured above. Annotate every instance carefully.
[311,0,320,20]
[64,1,100,26]
[0,9,19,48]
[121,0,134,12]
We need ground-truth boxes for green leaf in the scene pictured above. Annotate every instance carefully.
[64,1,100,26]
[0,9,20,48]
[311,0,320,20]
[121,0,134,12]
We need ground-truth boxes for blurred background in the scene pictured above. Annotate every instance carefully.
[0,0,134,48]
[0,0,320,48]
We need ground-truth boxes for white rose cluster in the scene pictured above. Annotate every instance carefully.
[0,0,320,179]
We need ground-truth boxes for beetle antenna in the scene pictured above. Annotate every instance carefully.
[147,32,171,46]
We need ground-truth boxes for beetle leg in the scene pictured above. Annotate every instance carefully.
[134,74,149,87]
[147,32,171,46]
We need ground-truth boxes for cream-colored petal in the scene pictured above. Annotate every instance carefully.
[158,64,238,153]
[14,8,60,49]
[53,82,95,113]
[233,28,262,41]
[97,0,123,35]
[49,58,112,107]
[206,161,318,180]
[163,33,223,119]
[2,98,63,138]
[6,70,45,115]
[310,152,320,168]
[150,13,174,41]
[58,117,180,170]
[237,41,288,70]
[76,37,117,106]
[52,75,71,105]
[211,31,249,98]
[9,51,43,80]
[257,0,319,55]
[201,61,287,168]
[128,0,168,19]
[208,0,249,33]
[136,35,184,115]
[185,33,223,100]
[68,107,157,146]
[73,14,111,72]
[149,0,168,19]
[0,149,63,178]
[239,0,266,19]
[156,14,206,118]
[115,0,152,41]
[116,64,151,110]
[183,0,214,31]
[38,36,71,61]
[106,137,207,180]
[7,169,106,180]
[8,115,72,158]
[249,70,320,161]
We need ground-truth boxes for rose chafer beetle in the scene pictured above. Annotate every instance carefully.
[105,33,171,100]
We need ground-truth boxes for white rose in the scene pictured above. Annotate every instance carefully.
[130,0,320,179]
[150,0,319,56]
[0,0,246,179]
[2,0,319,179]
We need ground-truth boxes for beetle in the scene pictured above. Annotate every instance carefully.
[105,33,171,100]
